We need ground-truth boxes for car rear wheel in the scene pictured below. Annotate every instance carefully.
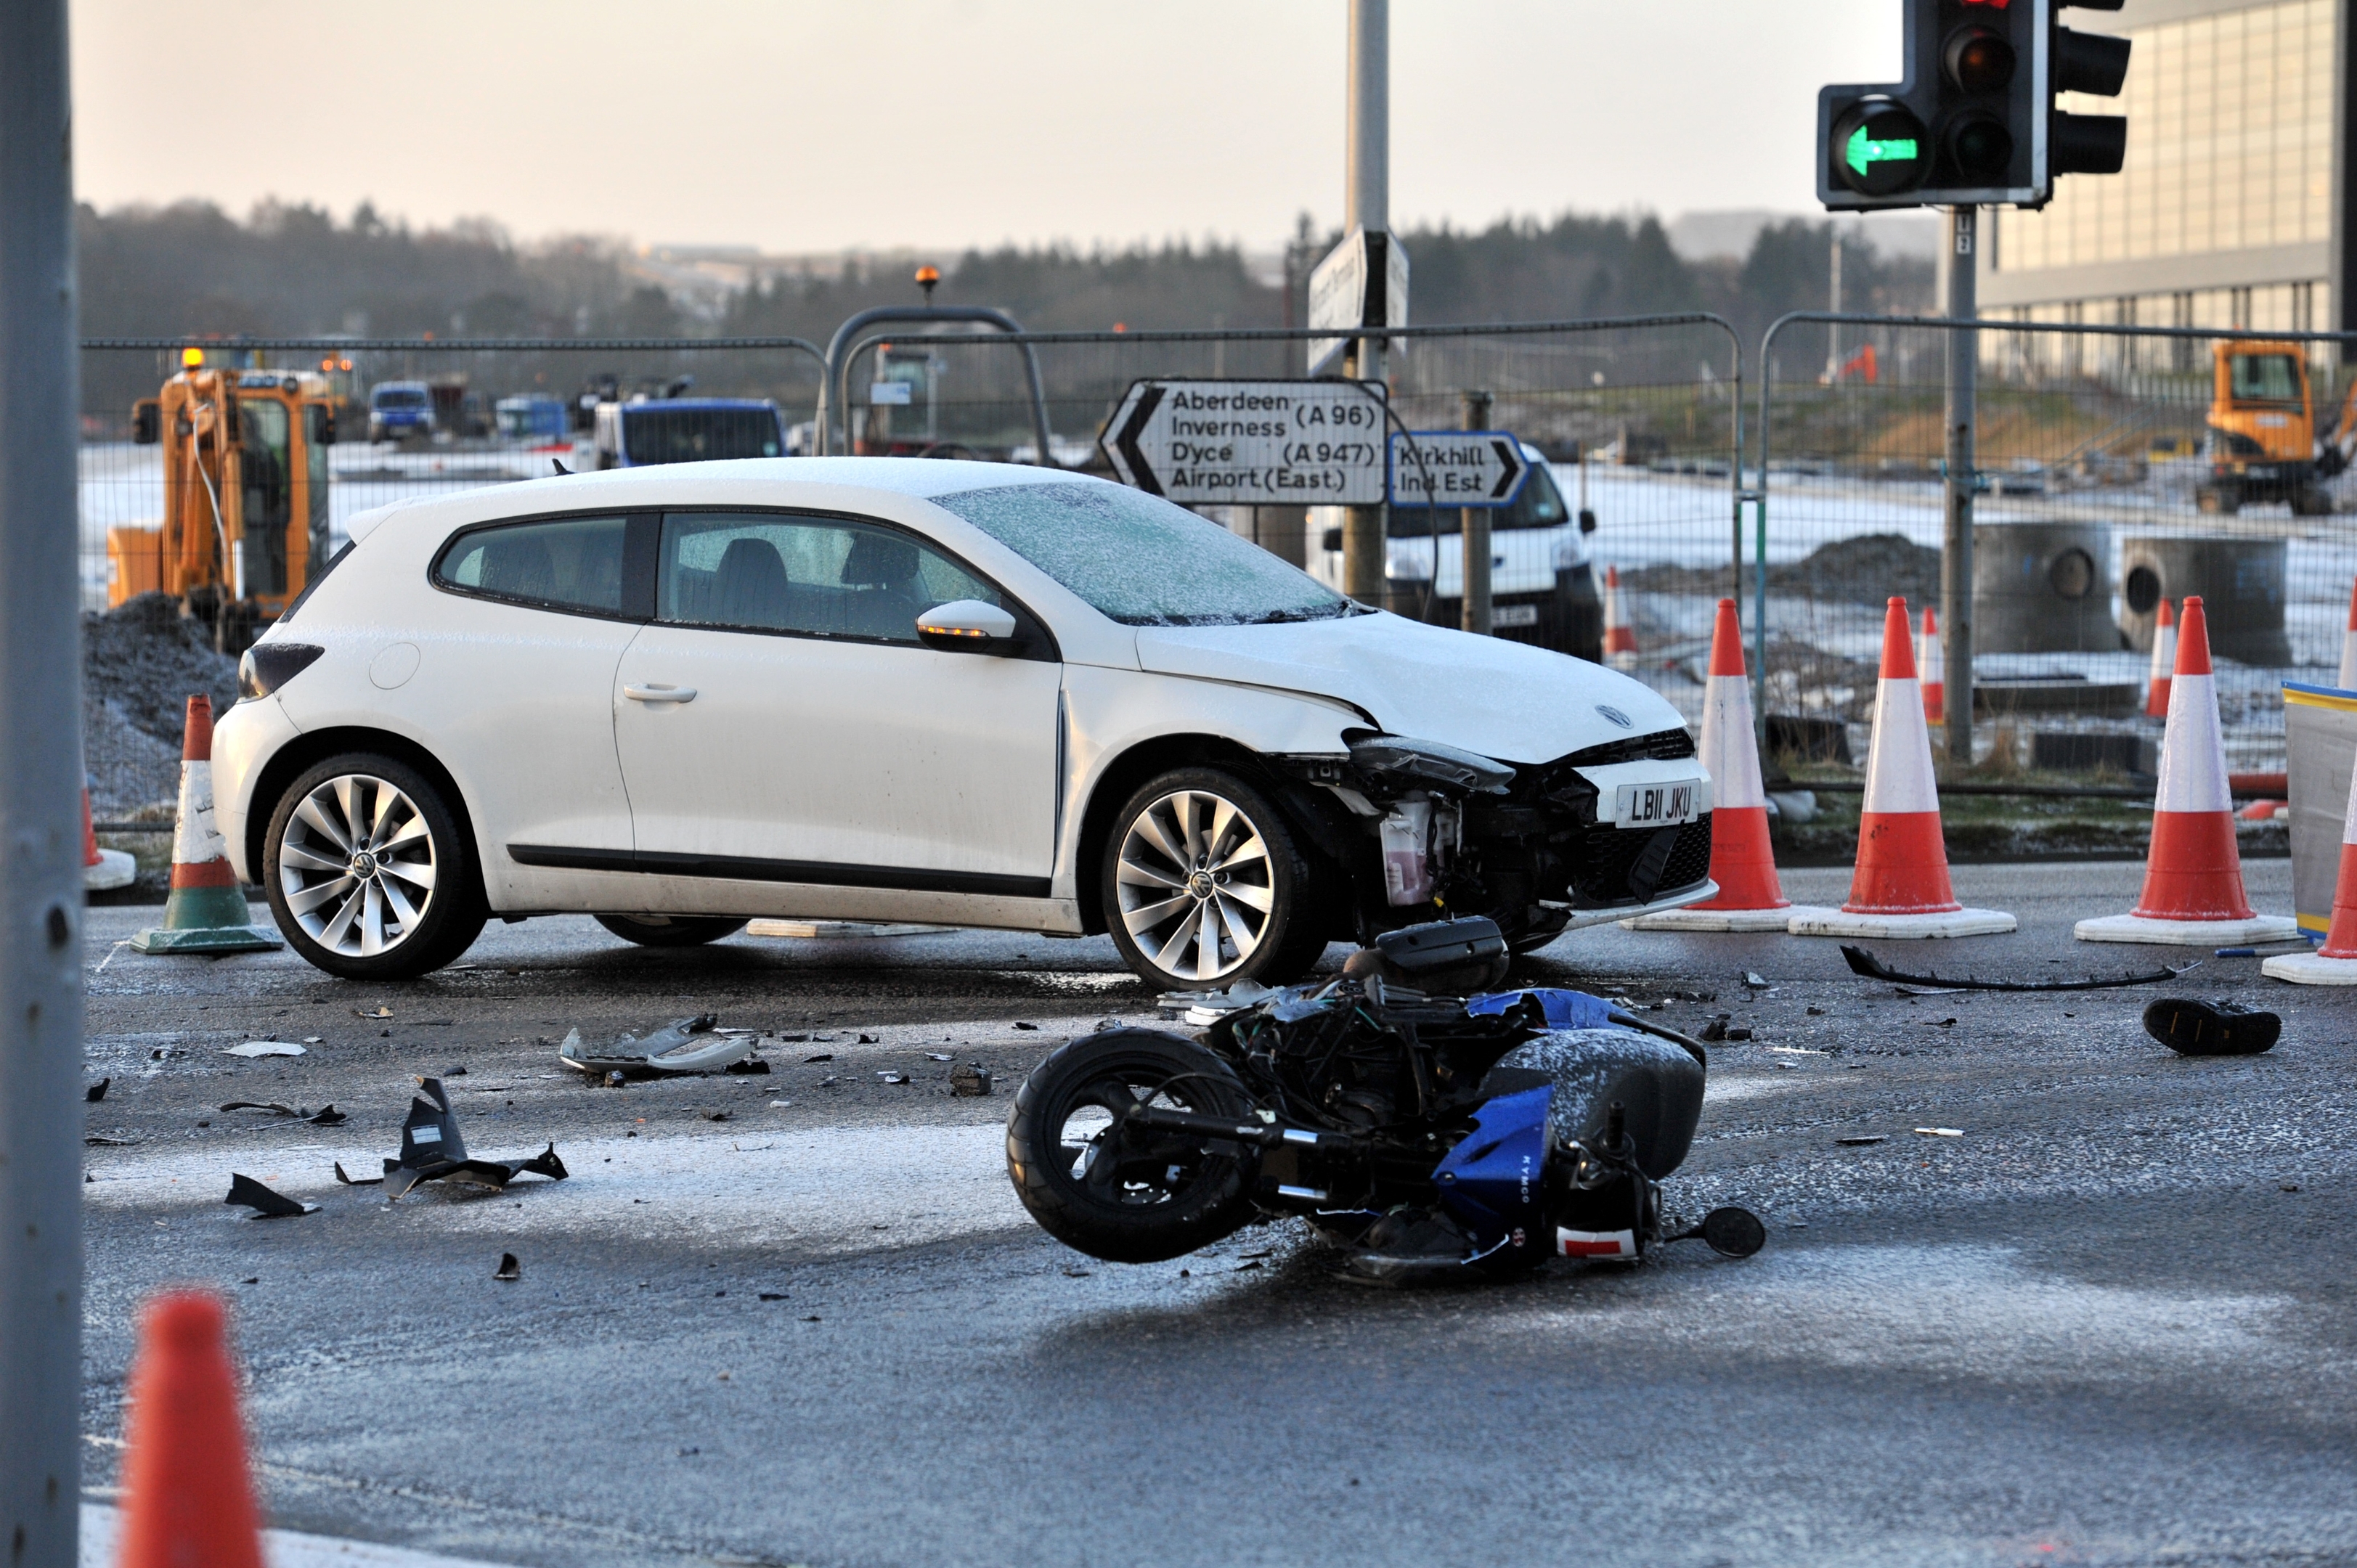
[264,754,484,981]
[595,913,749,948]
[1101,767,1323,990]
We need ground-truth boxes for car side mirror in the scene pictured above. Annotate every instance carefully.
[917,598,1019,654]
[1321,528,1343,553]
[1578,508,1597,535]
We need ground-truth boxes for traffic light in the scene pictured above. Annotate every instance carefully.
[1817,0,2130,212]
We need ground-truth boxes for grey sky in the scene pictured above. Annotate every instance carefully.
[72,1,1902,252]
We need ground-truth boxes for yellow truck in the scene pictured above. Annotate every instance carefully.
[115,349,337,648]
[2197,340,2341,515]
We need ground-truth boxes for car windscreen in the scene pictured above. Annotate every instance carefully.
[933,482,1355,626]
[622,407,782,464]
[373,388,427,408]
[1388,460,1570,537]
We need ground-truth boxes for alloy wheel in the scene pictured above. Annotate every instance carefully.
[1113,788,1276,983]
[275,773,439,958]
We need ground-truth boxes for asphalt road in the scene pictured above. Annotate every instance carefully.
[76,860,2356,1568]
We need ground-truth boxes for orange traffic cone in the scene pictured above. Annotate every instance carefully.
[2146,597,2177,717]
[117,1291,266,1568]
[129,696,281,953]
[84,784,136,891]
[1601,565,1637,669]
[1627,599,1834,931]
[1917,606,1945,724]
[2340,580,2357,690]
[2080,597,2295,944]
[2266,744,2357,983]
[1791,597,2014,938]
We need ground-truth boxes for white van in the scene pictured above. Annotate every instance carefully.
[1308,445,1602,661]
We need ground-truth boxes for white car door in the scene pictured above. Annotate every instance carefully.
[611,510,1062,896]
[420,510,641,898]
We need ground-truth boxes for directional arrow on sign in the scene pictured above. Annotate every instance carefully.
[1387,430,1529,509]
[1099,378,1389,506]
[1844,123,1920,176]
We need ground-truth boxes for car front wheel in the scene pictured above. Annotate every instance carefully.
[1100,767,1326,989]
[264,754,484,981]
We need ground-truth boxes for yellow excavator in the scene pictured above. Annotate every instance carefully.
[115,348,338,650]
[2196,340,2352,515]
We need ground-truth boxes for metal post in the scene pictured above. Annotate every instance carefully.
[1461,389,1493,634]
[1942,208,1977,764]
[0,1,86,1564]
[1340,0,1389,608]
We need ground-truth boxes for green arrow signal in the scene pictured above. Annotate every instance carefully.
[1846,123,1920,176]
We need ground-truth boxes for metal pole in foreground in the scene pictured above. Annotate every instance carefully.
[1340,0,1389,608]
[0,1,87,1564]
[1941,208,1977,764]
[1461,389,1493,634]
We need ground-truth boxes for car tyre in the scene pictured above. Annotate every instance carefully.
[264,753,484,981]
[1101,767,1319,989]
[1005,1029,1259,1263]
[595,913,749,948]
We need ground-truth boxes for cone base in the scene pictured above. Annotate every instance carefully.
[1626,904,1839,933]
[2074,912,2296,947]
[1788,907,2016,939]
[2262,950,2357,984]
[130,923,282,955]
[85,848,137,891]
[1606,653,1639,671]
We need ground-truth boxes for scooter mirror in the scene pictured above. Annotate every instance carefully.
[1700,1206,1765,1258]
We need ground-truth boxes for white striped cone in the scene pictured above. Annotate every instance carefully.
[1917,607,1945,724]
[1789,598,2014,939]
[2266,743,2357,982]
[82,785,136,891]
[1626,598,1836,931]
[2145,597,2175,717]
[1601,564,1638,669]
[2340,580,2357,690]
[2081,596,2295,946]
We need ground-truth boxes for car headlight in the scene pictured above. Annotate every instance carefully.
[1346,732,1514,797]
[238,642,325,701]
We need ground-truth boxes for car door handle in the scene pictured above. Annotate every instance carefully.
[624,684,697,704]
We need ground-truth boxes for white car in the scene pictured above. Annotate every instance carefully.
[214,459,1715,987]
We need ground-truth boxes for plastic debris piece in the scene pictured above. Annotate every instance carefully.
[85,1134,139,1147]
[225,1173,317,1218]
[86,1077,110,1103]
[1743,972,1768,989]
[950,1062,993,1097]
[701,1110,730,1122]
[493,1252,521,1281]
[858,1033,878,1044]
[1836,1135,1887,1146]
[224,1041,305,1058]
[758,1292,787,1302]
[380,1077,571,1200]
[1913,1127,1965,1138]
[1923,1018,1958,1028]
[1723,1027,1752,1042]
[2143,997,2280,1057]
[604,1070,626,1088]
[560,1013,751,1077]
[769,1100,794,1108]
[220,1101,302,1117]
[877,1071,910,1085]
[333,1161,379,1185]
[1013,1021,1039,1031]
[357,1006,391,1019]
[1843,944,2192,992]
[722,1057,771,1075]
[926,1052,953,1062]
[445,1064,468,1077]
[802,1053,834,1063]
[307,1105,346,1126]
[302,1036,322,1045]
[1805,1005,1825,1016]
[1698,1015,1731,1043]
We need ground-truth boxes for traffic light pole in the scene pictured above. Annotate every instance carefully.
[0,2,87,1564]
[1341,0,1388,608]
[1942,205,1977,764]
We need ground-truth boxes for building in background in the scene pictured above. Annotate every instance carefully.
[1983,0,2350,367]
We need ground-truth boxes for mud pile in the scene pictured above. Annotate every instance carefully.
[82,593,239,817]
[1621,532,1942,608]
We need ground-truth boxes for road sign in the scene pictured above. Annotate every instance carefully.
[1306,227,1409,376]
[1099,379,1388,505]
[1388,431,1529,509]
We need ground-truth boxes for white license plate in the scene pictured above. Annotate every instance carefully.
[1492,603,1539,627]
[2249,465,2277,479]
[1615,781,1698,828]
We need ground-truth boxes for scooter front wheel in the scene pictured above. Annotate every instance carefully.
[1006,1029,1260,1264]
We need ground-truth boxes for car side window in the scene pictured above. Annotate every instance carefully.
[658,512,1001,644]
[435,514,630,615]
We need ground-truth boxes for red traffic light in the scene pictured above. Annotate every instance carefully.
[1943,27,2016,93]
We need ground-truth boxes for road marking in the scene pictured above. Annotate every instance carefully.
[81,1501,518,1568]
